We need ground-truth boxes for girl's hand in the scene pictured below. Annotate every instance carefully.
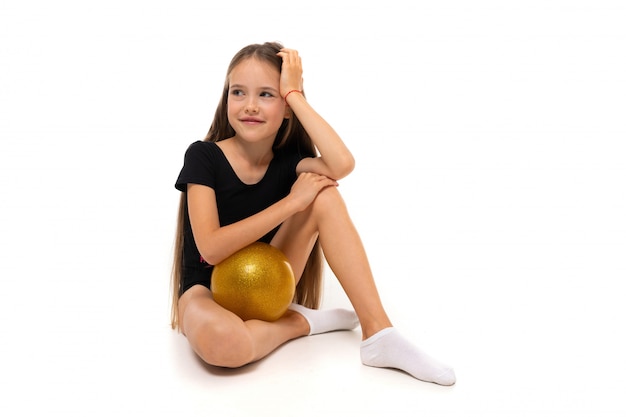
[289,172,337,212]
[277,48,303,99]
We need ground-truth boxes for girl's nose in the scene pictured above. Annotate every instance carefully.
[245,97,259,113]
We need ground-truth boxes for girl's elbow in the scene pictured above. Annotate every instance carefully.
[335,157,355,179]
[346,156,356,175]
[198,244,225,266]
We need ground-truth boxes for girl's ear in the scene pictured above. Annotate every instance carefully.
[283,106,292,119]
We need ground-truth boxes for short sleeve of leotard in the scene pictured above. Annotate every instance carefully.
[175,141,219,191]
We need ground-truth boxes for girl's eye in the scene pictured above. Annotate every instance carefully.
[260,92,274,98]
[230,89,244,96]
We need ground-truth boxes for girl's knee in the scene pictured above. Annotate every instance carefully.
[191,320,255,368]
[312,185,346,213]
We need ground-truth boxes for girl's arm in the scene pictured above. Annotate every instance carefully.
[187,172,337,265]
[278,49,355,180]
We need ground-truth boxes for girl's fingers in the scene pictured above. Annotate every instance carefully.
[278,48,301,65]
[290,172,338,210]
[306,172,338,189]
[278,48,303,97]
[279,48,298,56]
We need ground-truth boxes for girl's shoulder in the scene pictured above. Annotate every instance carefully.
[176,141,228,191]
[187,140,219,153]
[184,140,226,160]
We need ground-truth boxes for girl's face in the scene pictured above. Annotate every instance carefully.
[227,58,288,145]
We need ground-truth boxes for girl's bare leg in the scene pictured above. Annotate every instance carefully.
[273,186,456,385]
[272,186,392,339]
[178,285,309,367]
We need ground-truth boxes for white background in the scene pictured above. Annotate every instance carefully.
[1,1,624,415]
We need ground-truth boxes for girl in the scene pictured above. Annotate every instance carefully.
[171,42,455,386]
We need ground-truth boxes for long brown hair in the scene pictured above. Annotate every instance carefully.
[170,42,323,330]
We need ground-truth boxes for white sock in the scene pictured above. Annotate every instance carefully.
[289,304,360,335]
[360,327,456,386]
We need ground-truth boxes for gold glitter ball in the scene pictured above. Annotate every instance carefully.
[212,242,295,322]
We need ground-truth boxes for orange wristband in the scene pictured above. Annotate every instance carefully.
[284,89,302,103]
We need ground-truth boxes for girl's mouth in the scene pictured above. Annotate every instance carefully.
[241,117,263,124]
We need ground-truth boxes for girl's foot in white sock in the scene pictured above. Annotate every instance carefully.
[360,327,456,386]
[289,304,360,335]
